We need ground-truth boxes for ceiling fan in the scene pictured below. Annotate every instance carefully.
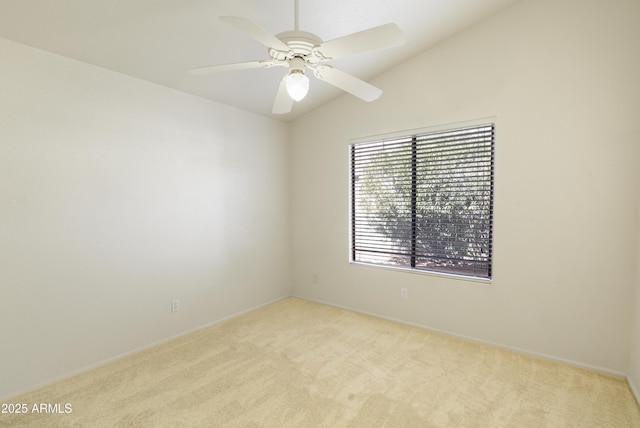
[190,0,405,114]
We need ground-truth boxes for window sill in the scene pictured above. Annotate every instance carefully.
[349,261,493,285]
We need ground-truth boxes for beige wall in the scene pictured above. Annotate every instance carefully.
[0,38,291,399]
[630,195,640,398]
[291,0,640,374]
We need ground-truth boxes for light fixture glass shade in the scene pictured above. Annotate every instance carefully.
[285,69,309,101]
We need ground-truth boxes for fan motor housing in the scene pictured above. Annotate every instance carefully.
[269,31,323,64]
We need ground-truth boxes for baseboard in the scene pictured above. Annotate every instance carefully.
[292,295,627,379]
[628,375,640,406]
[1,294,290,401]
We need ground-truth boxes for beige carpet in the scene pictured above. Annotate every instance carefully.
[2,298,639,427]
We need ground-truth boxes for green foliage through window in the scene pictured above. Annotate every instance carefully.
[350,124,494,279]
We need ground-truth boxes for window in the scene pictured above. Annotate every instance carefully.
[350,123,494,279]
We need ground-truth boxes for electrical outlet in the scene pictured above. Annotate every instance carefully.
[171,299,180,313]
[401,288,408,300]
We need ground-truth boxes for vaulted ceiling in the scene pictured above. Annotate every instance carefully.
[0,0,522,121]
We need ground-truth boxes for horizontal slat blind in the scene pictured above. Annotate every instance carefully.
[351,124,494,279]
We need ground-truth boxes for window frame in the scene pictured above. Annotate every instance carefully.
[349,120,495,282]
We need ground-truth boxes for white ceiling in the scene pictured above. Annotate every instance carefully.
[0,0,522,121]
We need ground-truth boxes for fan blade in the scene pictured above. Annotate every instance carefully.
[316,23,404,60]
[313,65,382,102]
[272,76,294,114]
[220,16,289,52]
[189,60,278,74]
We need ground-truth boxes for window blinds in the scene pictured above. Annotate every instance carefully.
[351,124,494,279]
